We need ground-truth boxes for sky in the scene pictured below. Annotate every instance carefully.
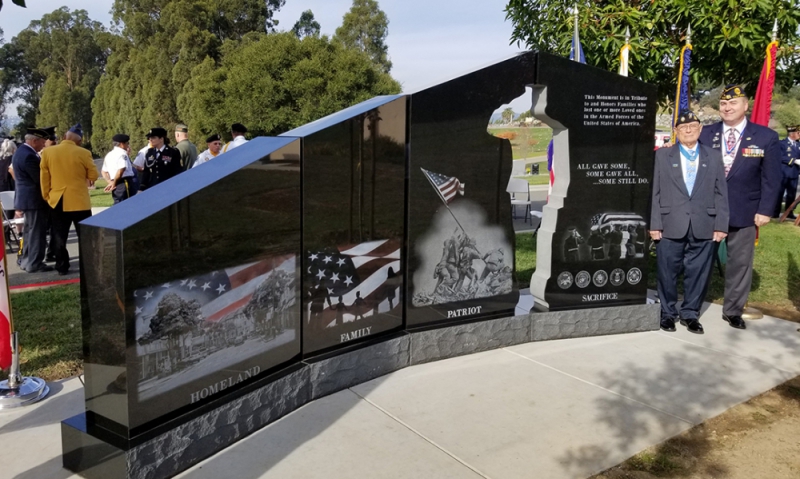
[0,0,531,112]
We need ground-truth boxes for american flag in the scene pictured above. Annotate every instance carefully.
[134,255,296,337]
[421,168,465,204]
[305,239,401,328]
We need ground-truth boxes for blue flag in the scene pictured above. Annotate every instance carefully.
[569,31,586,64]
[671,44,692,141]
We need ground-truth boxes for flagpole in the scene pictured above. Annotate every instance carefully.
[0,197,49,408]
[421,168,467,234]
[619,27,631,77]
[671,24,692,143]
[572,6,581,63]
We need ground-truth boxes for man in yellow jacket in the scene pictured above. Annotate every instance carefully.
[40,123,98,275]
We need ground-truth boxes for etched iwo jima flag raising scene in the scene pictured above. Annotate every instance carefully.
[1,1,800,478]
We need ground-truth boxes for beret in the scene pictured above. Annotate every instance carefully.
[231,123,248,133]
[112,133,130,143]
[206,133,221,143]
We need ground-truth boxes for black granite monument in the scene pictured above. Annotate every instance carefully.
[63,51,658,479]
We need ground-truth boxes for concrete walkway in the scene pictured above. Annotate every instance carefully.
[6,207,108,289]
[1,302,798,479]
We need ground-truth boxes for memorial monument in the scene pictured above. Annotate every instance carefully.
[62,51,658,479]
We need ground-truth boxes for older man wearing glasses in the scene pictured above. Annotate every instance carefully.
[650,110,729,334]
[191,134,223,168]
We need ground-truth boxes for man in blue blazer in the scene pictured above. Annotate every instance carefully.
[698,85,782,330]
[10,127,53,273]
[774,125,800,219]
[651,111,729,334]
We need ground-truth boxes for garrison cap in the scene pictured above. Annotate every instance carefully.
[146,127,168,138]
[26,127,49,140]
[720,84,747,100]
[175,123,189,133]
[112,133,130,143]
[231,123,248,133]
[206,133,221,143]
[68,123,83,138]
[674,109,700,127]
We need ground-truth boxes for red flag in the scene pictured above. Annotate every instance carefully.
[751,40,779,127]
[0,226,11,370]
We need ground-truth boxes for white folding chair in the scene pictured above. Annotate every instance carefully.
[506,178,532,224]
[0,190,23,252]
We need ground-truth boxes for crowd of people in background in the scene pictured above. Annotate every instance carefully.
[0,122,250,274]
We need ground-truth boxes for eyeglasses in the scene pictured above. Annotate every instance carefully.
[677,124,701,132]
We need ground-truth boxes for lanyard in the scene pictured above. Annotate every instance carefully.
[678,143,699,162]
[724,128,741,157]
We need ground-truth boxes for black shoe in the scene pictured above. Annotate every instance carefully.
[57,269,70,276]
[723,314,747,330]
[45,255,56,262]
[787,214,797,220]
[660,317,677,332]
[27,265,54,273]
[680,318,704,334]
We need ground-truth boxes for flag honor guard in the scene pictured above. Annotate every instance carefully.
[0,196,49,408]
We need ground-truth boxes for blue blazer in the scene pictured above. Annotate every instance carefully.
[779,137,800,178]
[650,143,729,240]
[698,121,782,228]
[11,144,48,210]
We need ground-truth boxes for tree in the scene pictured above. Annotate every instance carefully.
[0,8,105,139]
[92,0,287,153]
[502,107,514,124]
[334,0,391,73]
[140,292,202,367]
[505,1,800,104]
[292,10,321,39]
[179,32,401,139]
[774,100,800,130]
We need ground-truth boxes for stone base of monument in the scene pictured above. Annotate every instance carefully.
[61,306,659,479]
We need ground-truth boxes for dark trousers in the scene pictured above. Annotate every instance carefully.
[656,224,715,321]
[112,177,138,204]
[774,174,798,216]
[723,226,756,316]
[20,207,49,272]
[51,199,91,274]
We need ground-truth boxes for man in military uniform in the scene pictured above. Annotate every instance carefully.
[192,134,222,168]
[11,127,51,272]
[139,127,183,192]
[698,85,782,330]
[563,228,583,262]
[174,124,198,171]
[774,125,800,219]
[102,134,138,203]
[222,123,248,153]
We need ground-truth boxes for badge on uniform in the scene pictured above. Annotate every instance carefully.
[713,143,721,148]
[672,164,679,167]
[742,145,764,157]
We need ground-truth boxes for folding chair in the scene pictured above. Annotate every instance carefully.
[506,178,532,224]
[0,190,23,252]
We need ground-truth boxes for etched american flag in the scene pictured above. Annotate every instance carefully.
[421,168,465,204]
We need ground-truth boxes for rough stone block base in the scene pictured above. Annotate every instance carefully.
[531,304,660,341]
[62,304,659,479]
[409,314,531,364]
[308,335,411,400]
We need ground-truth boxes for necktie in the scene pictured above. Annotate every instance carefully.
[724,128,737,176]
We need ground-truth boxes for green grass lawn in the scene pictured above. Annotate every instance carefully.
[11,284,82,381]
[488,127,552,159]
[89,179,113,207]
[645,221,800,313]
[516,175,551,186]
